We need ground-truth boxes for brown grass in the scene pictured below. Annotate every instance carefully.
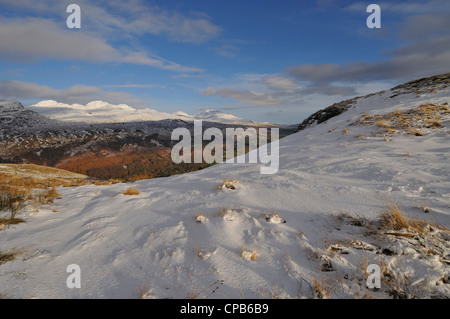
[241,247,258,261]
[313,276,332,299]
[194,212,206,224]
[122,187,140,195]
[217,178,240,190]
[408,128,424,136]
[0,215,25,227]
[426,119,443,128]
[355,103,448,137]
[375,120,390,128]
[0,164,119,200]
[380,202,427,234]
[0,249,22,265]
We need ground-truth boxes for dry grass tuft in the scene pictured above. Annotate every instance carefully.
[313,276,332,299]
[241,247,258,261]
[380,202,412,231]
[380,202,428,234]
[375,120,390,128]
[0,249,22,265]
[408,128,424,136]
[194,212,206,224]
[0,216,25,230]
[355,103,448,138]
[188,279,224,299]
[217,178,241,190]
[0,185,26,229]
[425,119,443,128]
[122,187,140,195]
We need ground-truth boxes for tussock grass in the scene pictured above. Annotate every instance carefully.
[328,200,450,298]
[188,279,224,299]
[385,128,398,134]
[0,186,25,214]
[425,119,442,128]
[0,215,25,230]
[380,202,427,234]
[217,208,229,217]
[0,164,88,194]
[194,212,206,224]
[0,185,26,229]
[0,249,22,265]
[138,283,151,299]
[241,247,258,261]
[355,103,449,138]
[0,164,118,198]
[217,178,240,190]
[408,128,424,136]
[122,187,140,195]
[0,164,121,226]
[375,119,390,128]
[313,276,332,299]
[262,211,286,224]
[34,187,62,205]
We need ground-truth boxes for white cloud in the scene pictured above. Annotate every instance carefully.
[0,18,117,63]
[0,17,204,74]
[0,80,148,106]
[264,76,298,90]
[202,87,282,106]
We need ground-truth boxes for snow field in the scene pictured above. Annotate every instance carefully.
[0,82,449,298]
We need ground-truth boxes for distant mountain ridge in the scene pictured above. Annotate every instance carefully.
[29,100,262,126]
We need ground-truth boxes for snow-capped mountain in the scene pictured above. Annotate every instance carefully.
[0,72,449,299]
[194,109,254,125]
[29,100,260,125]
[29,100,177,123]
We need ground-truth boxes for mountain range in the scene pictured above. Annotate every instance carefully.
[0,100,288,181]
[29,100,262,126]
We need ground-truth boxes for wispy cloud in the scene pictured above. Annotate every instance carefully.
[211,44,240,58]
[102,84,164,89]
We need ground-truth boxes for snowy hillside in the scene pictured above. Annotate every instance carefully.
[0,73,449,299]
[29,100,261,126]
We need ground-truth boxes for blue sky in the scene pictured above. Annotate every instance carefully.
[0,0,449,124]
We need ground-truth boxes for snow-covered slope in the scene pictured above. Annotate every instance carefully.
[1,74,449,299]
[29,100,260,126]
